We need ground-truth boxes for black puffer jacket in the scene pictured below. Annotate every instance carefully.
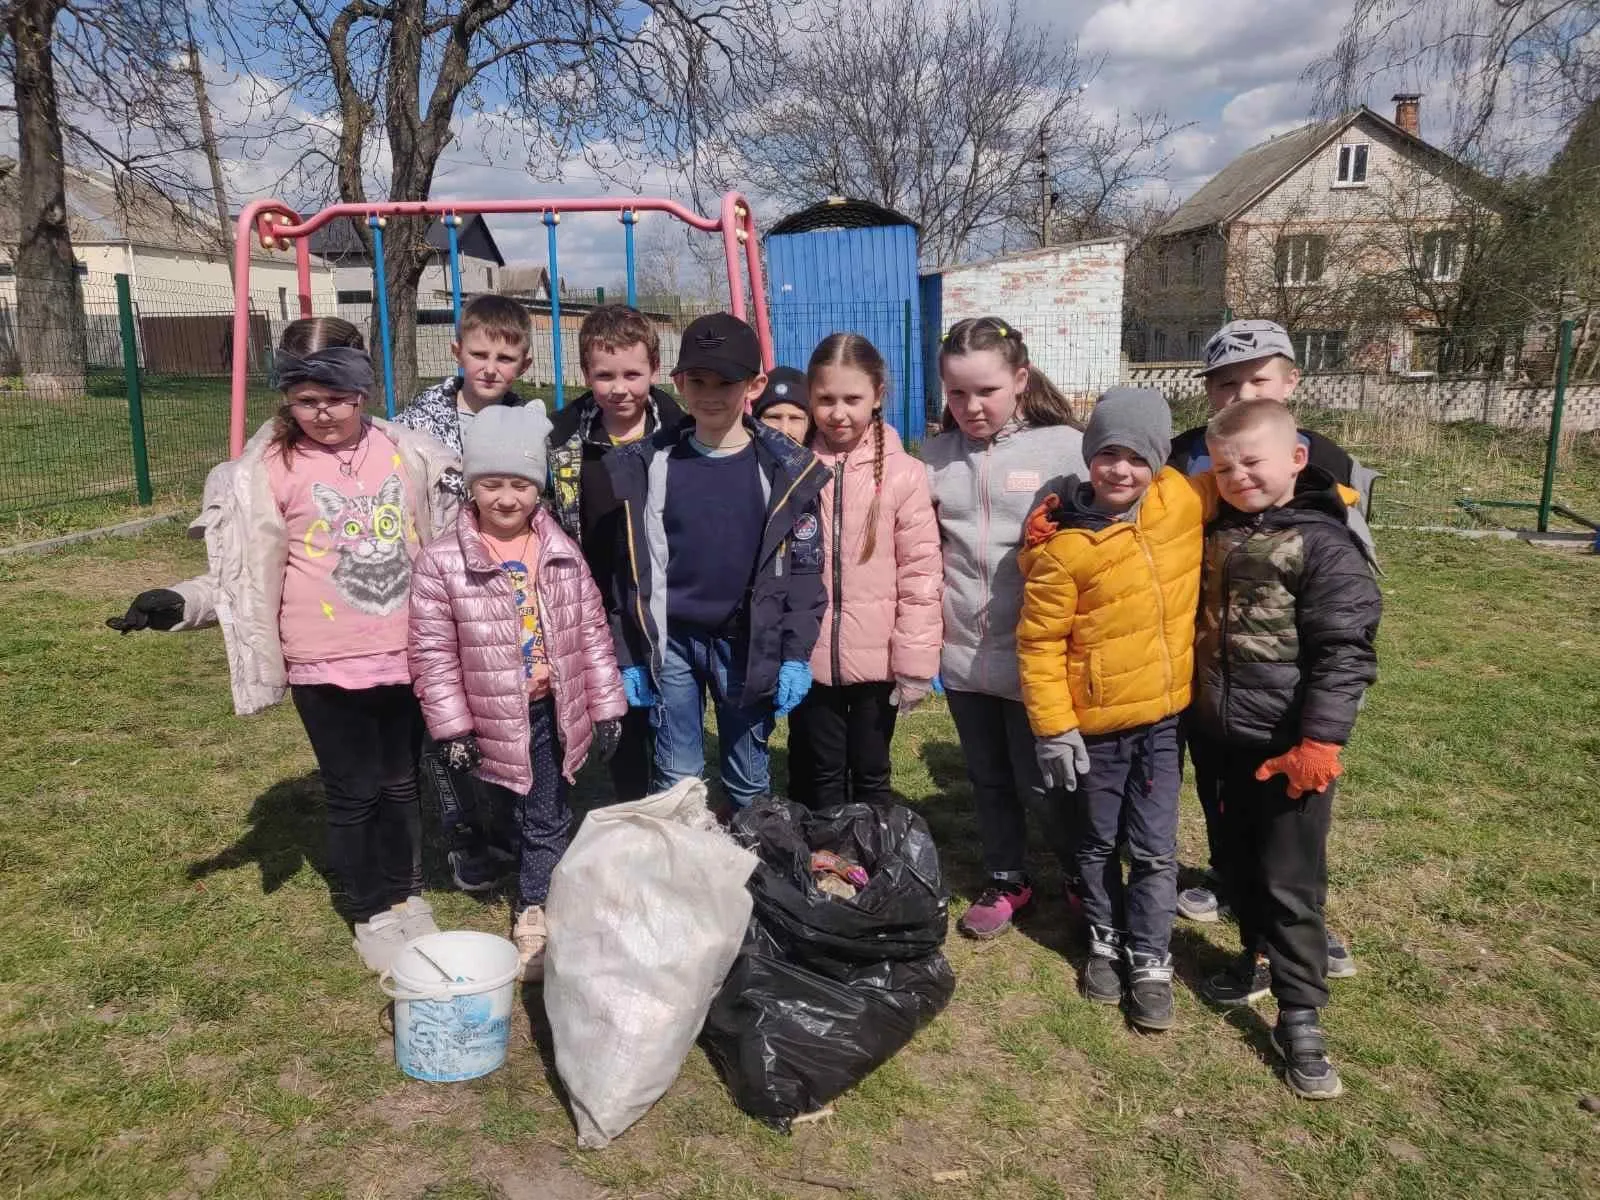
[1191,467,1381,751]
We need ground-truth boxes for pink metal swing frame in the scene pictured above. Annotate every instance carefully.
[227,192,774,457]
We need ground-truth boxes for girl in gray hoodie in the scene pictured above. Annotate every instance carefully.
[922,318,1087,940]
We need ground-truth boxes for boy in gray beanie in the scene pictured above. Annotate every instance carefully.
[1015,385,1205,1031]
[411,398,628,982]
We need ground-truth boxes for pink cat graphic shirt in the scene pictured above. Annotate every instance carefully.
[269,428,420,688]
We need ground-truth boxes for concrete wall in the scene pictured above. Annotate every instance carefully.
[1125,362,1600,433]
[934,239,1125,404]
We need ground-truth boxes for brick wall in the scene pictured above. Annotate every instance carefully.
[1123,362,1600,432]
[937,239,1125,400]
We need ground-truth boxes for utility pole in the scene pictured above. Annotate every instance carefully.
[1037,125,1050,247]
[184,12,231,272]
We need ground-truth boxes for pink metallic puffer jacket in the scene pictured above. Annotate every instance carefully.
[808,424,943,687]
[409,504,627,792]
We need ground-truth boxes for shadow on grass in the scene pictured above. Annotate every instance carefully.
[186,771,336,901]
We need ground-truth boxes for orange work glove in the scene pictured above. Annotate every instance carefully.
[1023,492,1062,547]
[1255,739,1344,799]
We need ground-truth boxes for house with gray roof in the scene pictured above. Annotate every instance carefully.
[1130,96,1499,372]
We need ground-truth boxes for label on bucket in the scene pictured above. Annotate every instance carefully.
[394,992,512,1083]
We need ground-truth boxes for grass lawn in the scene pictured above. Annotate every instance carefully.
[1,528,1597,1199]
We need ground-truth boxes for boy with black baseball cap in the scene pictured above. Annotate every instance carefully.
[606,313,829,810]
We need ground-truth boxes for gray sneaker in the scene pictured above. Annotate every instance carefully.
[1177,885,1227,922]
[1326,930,1357,979]
[397,895,440,942]
[352,907,409,973]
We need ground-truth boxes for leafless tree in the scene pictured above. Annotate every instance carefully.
[219,0,795,401]
[1,0,203,397]
[718,0,1177,267]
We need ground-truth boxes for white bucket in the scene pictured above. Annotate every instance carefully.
[380,931,521,1083]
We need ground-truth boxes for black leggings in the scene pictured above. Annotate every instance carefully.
[786,681,898,808]
[291,683,423,922]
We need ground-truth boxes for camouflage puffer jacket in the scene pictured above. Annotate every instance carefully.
[1191,467,1381,751]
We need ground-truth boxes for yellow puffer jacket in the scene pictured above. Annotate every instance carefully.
[1016,467,1205,737]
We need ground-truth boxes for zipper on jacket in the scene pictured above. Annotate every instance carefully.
[621,498,657,669]
[830,459,845,685]
[976,440,993,690]
[1136,528,1175,696]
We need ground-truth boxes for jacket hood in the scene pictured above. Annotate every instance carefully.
[456,502,577,574]
[1216,464,1348,527]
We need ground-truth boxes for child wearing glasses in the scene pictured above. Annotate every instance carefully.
[107,317,461,974]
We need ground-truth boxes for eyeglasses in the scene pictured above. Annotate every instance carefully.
[288,396,361,416]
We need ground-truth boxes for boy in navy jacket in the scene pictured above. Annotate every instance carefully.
[607,313,829,809]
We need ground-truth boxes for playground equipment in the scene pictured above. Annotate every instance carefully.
[228,194,773,457]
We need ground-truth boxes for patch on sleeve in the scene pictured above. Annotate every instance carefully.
[1005,470,1041,493]
[794,512,819,542]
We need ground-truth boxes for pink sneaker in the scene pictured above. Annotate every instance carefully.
[958,880,1034,939]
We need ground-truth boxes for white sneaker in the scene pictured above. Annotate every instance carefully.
[352,907,409,973]
[396,895,440,941]
[512,905,548,983]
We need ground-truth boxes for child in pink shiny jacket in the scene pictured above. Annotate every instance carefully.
[786,333,943,808]
[409,404,626,981]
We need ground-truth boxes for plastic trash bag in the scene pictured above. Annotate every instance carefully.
[545,778,759,1149]
[700,797,956,1131]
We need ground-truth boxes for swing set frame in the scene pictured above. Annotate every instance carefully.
[227,192,774,457]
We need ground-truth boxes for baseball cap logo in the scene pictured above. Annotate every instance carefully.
[695,331,727,350]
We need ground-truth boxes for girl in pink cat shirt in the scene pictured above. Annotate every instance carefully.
[108,317,459,974]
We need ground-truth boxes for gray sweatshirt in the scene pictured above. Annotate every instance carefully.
[923,419,1086,700]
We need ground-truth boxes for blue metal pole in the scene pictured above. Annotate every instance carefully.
[545,210,564,409]
[622,209,638,308]
[446,213,464,377]
[369,215,396,418]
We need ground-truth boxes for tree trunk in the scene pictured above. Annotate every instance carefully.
[8,0,87,401]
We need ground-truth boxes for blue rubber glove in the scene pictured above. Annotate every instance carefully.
[774,660,813,717]
[621,665,657,708]
[930,673,945,696]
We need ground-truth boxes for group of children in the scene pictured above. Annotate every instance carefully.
[110,292,1378,1100]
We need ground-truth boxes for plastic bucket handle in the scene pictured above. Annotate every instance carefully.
[378,969,456,1003]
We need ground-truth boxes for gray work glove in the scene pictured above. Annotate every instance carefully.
[1036,730,1091,792]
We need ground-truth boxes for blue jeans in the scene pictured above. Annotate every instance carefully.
[651,623,774,807]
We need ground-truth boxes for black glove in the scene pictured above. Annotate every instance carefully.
[440,734,482,772]
[106,588,185,634]
[591,718,622,763]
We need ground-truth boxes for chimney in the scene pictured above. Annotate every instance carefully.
[1393,93,1422,139]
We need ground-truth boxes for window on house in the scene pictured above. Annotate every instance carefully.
[1156,250,1171,289]
[0,262,13,277]
[1292,329,1346,371]
[73,263,89,277]
[1421,230,1460,282]
[485,267,494,291]
[1152,329,1168,359]
[1275,234,1328,286]
[278,287,288,321]
[336,289,374,305]
[1186,330,1204,360]
[1336,143,1369,186]
[1190,243,1205,287]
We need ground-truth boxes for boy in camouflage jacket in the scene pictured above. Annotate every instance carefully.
[1189,399,1381,1101]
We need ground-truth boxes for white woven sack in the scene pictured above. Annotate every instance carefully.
[545,778,758,1148]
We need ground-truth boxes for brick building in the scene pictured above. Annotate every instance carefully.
[1131,96,1498,370]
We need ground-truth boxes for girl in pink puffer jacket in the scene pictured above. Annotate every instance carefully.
[409,405,626,981]
[787,334,943,808]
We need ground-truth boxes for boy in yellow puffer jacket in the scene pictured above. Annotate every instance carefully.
[1017,387,1202,1031]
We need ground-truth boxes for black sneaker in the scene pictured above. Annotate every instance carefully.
[448,848,505,893]
[1125,951,1175,1031]
[1272,1008,1344,1099]
[1080,925,1124,1004]
[1201,954,1272,1008]
[1326,930,1358,979]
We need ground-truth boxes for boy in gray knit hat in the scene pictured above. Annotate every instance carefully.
[1015,386,1206,1031]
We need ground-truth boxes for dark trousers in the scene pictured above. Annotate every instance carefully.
[1075,717,1181,958]
[607,705,654,803]
[946,689,1075,879]
[1182,713,1227,883]
[1202,737,1334,1010]
[291,683,423,923]
[786,681,898,808]
[480,698,572,910]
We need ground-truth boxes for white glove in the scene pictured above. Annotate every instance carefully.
[889,675,933,712]
[1036,730,1091,792]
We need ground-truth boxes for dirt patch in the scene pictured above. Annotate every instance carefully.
[179,1054,234,1086]
[167,1145,229,1199]
[476,1144,606,1199]
[362,1081,485,1133]
[276,1057,324,1099]
[1218,1138,1289,1200]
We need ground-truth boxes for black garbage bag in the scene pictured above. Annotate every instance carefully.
[700,797,956,1130]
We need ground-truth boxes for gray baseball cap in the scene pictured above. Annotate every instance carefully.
[1197,319,1297,376]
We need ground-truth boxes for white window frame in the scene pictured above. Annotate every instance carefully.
[1293,329,1347,372]
[1334,142,1370,187]
[1276,234,1328,287]
[1152,329,1168,359]
[1421,230,1460,282]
